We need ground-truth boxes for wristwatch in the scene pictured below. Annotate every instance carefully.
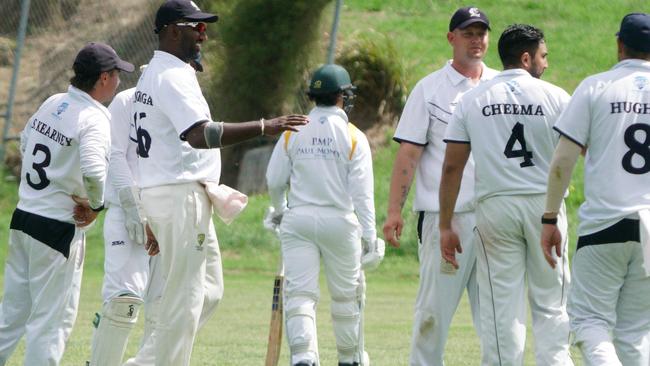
[541,216,557,225]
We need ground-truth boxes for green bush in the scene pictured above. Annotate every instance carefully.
[338,31,408,132]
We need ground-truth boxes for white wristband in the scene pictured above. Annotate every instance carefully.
[259,118,265,136]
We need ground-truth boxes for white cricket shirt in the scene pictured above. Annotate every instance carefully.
[133,51,220,188]
[445,68,570,202]
[555,59,650,235]
[17,86,111,223]
[106,88,138,206]
[394,61,498,212]
[266,106,376,241]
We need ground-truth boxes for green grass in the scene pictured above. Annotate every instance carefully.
[2,0,646,363]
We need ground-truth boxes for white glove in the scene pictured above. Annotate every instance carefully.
[361,237,385,271]
[263,206,283,235]
[117,186,146,246]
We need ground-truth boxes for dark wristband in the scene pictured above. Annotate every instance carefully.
[541,216,557,225]
[91,204,105,213]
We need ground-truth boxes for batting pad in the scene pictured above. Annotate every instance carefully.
[89,295,143,366]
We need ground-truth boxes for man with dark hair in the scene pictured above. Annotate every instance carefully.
[0,42,133,365]
[382,6,497,365]
[542,12,650,365]
[126,1,308,365]
[266,63,381,366]
[439,24,573,364]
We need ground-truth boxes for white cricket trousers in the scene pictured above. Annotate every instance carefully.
[569,241,650,365]
[0,224,84,365]
[101,204,149,301]
[123,219,223,366]
[138,182,211,366]
[475,194,572,366]
[409,211,482,366]
[281,206,363,365]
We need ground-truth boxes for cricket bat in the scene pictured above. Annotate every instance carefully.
[265,257,284,366]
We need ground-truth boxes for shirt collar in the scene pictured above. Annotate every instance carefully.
[496,68,531,78]
[153,50,195,70]
[67,85,110,119]
[613,58,650,71]
[313,105,349,122]
[444,60,491,85]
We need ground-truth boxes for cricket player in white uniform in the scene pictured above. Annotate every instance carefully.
[542,13,650,365]
[89,56,224,366]
[0,42,133,366]
[267,64,382,366]
[383,7,496,365]
[440,24,573,365]
[129,1,307,365]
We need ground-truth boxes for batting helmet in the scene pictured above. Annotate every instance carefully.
[308,64,355,96]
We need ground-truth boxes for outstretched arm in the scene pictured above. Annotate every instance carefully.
[184,115,309,149]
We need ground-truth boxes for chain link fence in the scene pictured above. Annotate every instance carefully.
[0,0,177,165]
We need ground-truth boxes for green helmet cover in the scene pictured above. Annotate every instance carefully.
[308,64,353,95]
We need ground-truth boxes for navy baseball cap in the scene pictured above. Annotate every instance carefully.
[617,13,650,52]
[155,0,218,33]
[73,42,134,76]
[449,6,490,32]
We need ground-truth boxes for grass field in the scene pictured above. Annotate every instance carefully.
[2,0,649,364]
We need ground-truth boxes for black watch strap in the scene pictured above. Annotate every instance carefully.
[91,204,105,213]
[541,216,558,225]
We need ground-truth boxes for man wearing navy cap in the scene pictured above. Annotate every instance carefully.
[383,6,496,365]
[123,1,308,365]
[542,12,650,365]
[0,42,132,365]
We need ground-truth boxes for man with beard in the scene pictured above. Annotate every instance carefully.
[439,24,572,365]
[127,1,308,365]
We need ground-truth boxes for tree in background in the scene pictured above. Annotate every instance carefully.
[204,0,333,187]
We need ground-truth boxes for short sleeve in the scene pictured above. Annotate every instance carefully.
[554,79,592,148]
[157,69,211,139]
[394,81,429,146]
[444,97,470,143]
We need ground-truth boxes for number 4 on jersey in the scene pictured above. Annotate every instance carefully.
[504,122,534,168]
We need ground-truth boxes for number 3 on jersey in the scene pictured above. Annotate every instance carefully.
[504,122,534,168]
[26,143,51,190]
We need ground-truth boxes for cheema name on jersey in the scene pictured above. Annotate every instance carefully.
[610,101,650,114]
[481,103,545,117]
[30,118,72,146]
[134,91,154,106]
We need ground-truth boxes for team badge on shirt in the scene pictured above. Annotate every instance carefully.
[52,102,69,119]
[195,233,205,251]
[505,80,522,95]
[634,76,649,91]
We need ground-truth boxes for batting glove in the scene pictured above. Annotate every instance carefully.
[361,237,385,271]
[117,186,147,246]
[263,206,283,235]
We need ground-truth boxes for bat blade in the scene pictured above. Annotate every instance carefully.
[265,273,284,366]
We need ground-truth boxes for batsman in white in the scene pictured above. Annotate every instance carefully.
[382,7,496,365]
[541,12,650,365]
[129,1,307,365]
[439,24,572,365]
[0,42,133,365]
[266,64,383,366]
[88,55,224,366]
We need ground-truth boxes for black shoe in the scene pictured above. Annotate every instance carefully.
[294,363,314,366]
[338,363,359,366]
